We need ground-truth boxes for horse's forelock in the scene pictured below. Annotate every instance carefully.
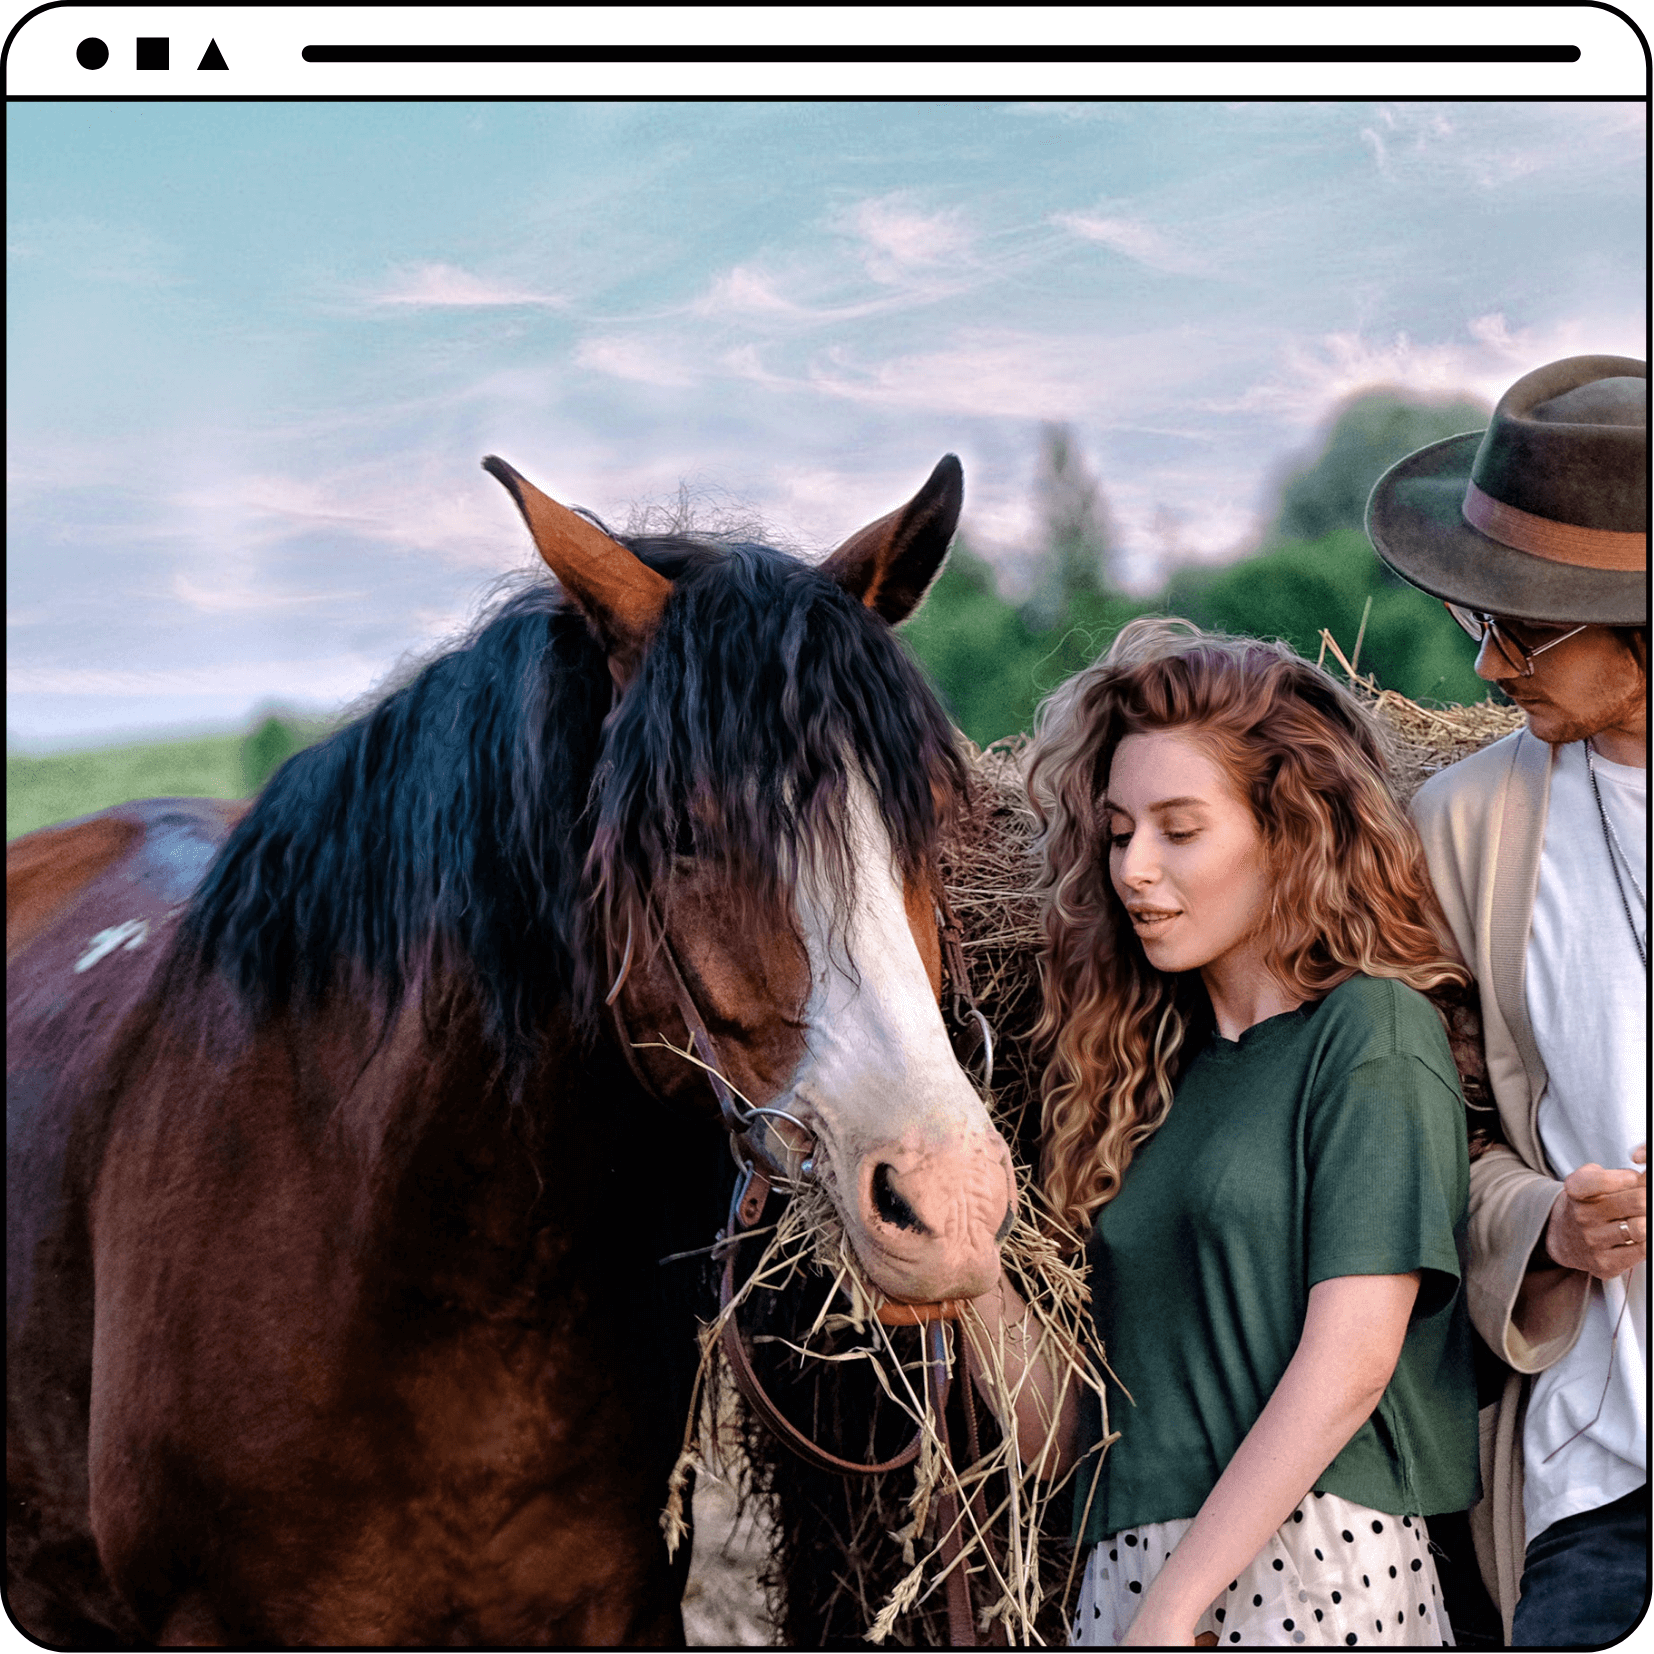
[587,537,964,977]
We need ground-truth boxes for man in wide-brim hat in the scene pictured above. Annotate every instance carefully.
[1367,354,1647,1648]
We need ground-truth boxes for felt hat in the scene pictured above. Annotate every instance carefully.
[1365,354,1646,625]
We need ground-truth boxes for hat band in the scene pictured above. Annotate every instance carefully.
[1463,481,1646,572]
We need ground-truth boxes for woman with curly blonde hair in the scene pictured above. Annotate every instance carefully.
[968,619,1480,1648]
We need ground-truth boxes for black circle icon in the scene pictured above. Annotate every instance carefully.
[76,36,109,68]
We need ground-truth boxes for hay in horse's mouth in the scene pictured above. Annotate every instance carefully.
[663,1107,1113,1646]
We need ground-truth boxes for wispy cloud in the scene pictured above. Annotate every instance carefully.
[689,193,985,329]
[8,656,390,702]
[1359,124,1390,176]
[7,216,182,287]
[164,465,524,568]
[1005,103,1135,127]
[574,334,700,387]
[1357,104,1455,178]
[1464,312,1527,356]
[1358,103,1644,191]
[802,324,1223,423]
[693,264,822,320]
[170,570,367,616]
[838,195,974,285]
[1053,211,1207,276]
[1215,310,1644,424]
[807,333,1103,420]
[1221,330,1481,416]
[689,260,935,326]
[369,261,566,309]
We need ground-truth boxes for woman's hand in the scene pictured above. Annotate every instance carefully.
[1544,1145,1646,1279]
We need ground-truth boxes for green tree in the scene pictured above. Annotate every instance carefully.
[1266,389,1489,547]
[904,535,1151,749]
[901,537,1051,747]
[905,392,1498,746]
[240,712,304,795]
[1162,387,1497,705]
[1022,423,1118,629]
[1163,529,1486,705]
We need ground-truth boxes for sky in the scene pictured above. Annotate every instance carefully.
[6,98,1647,748]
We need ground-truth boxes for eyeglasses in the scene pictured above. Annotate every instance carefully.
[1445,604,1589,678]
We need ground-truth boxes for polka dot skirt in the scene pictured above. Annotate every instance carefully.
[1072,1489,1452,1647]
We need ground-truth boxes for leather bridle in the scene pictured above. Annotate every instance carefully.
[608,881,999,1646]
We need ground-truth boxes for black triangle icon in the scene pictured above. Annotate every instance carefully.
[198,38,227,70]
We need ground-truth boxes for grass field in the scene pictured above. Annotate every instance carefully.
[6,718,330,843]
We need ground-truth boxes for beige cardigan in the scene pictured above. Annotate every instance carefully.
[1410,729,1593,1641]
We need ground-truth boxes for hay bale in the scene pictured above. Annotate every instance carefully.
[1369,692,1523,806]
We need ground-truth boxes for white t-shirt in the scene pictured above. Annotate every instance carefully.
[1522,740,1647,1544]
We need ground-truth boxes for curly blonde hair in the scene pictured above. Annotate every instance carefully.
[1027,618,1470,1243]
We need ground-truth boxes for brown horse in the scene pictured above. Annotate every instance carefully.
[6,455,1015,1647]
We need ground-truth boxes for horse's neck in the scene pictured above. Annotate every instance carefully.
[327,986,702,1307]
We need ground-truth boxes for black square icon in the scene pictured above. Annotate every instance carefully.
[136,36,168,69]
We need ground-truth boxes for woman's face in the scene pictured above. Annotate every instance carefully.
[1104,729,1274,981]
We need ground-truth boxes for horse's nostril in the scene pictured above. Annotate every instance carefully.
[993,1203,1015,1244]
[871,1163,928,1235]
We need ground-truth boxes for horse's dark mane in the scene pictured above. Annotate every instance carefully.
[182,529,966,1083]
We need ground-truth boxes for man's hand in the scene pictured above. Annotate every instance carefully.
[1544,1145,1646,1279]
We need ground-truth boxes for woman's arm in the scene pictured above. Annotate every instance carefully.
[1121,1270,1421,1648]
[960,1272,1083,1479]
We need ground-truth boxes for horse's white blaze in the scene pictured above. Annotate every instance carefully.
[785,775,1012,1303]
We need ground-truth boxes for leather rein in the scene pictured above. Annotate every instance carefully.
[609,883,997,1646]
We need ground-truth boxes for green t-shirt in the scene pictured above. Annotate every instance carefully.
[1074,974,1479,1544]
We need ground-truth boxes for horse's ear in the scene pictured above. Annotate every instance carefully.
[483,456,670,684]
[821,454,963,626]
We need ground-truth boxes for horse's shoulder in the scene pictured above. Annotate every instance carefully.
[7,810,142,962]
[7,797,247,964]
[6,797,249,1142]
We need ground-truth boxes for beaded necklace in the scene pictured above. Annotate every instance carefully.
[1585,740,1646,970]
